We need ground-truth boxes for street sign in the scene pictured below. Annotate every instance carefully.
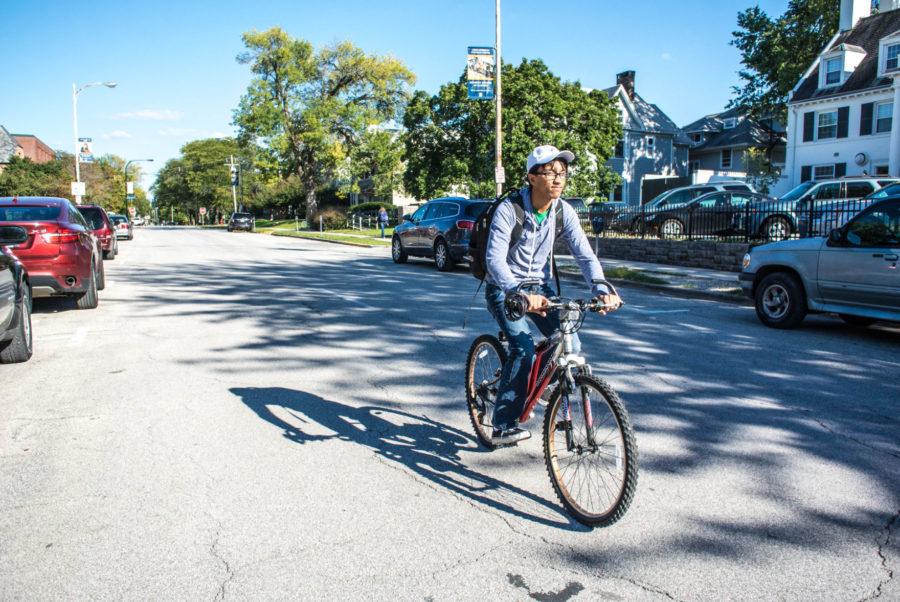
[199,207,207,216]
[494,165,506,184]
[71,181,85,196]
[128,206,136,217]
[126,194,135,201]
[467,46,495,100]
[127,182,134,194]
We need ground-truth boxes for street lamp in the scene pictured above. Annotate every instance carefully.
[124,159,153,216]
[72,81,117,204]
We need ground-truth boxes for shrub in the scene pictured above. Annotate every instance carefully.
[310,208,347,230]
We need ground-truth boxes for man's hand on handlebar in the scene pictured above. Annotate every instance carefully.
[526,294,550,317]
[593,293,623,315]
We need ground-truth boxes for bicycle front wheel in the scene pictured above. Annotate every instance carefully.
[465,334,507,450]
[543,374,638,527]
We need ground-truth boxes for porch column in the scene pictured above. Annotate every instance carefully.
[889,78,900,176]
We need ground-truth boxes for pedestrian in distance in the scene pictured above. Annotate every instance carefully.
[484,144,622,446]
[377,206,389,239]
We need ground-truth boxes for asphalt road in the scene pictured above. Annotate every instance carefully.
[1,228,898,600]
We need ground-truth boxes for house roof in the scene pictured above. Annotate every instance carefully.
[791,9,900,103]
[0,126,21,163]
[681,107,743,133]
[692,118,786,152]
[604,85,691,144]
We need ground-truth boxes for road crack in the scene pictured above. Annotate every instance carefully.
[860,509,899,601]
[801,411,900,460]
[210,525,235,602]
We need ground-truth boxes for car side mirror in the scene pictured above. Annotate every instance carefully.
[0,225,28,246]
[403,215,413,223]
[828,228,844,245]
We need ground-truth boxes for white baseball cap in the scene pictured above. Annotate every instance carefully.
[526,145,575,173]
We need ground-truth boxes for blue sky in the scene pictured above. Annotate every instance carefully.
[3,0,789,191]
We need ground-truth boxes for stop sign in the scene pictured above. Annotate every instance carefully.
[199,207,207,215]
[128,206,136,217]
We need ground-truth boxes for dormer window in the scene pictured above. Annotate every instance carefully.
[824,57,842,85]
[887,43,900,71]
[723,117,737,130]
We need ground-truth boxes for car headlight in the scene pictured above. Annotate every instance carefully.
[742,253,752,270]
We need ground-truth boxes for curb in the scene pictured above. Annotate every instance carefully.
[270,231,386,248]
[557,269,750,305]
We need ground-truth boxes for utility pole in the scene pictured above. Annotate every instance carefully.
[494,0,504,198]
[224,155,238,213]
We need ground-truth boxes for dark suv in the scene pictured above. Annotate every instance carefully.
[0,226,32,363]
[228,212,255,232]
[78,204,118,259]
[392,197,491,271]
[0,197,104,309]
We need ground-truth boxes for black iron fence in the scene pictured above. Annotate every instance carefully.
[581,198,878,243]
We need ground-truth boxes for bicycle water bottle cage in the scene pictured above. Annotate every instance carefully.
[504,292,529,321]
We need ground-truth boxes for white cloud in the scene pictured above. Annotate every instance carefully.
[102,130,132,139]
[661,52,674,61]
[158,127,197,137]
[210,131,229,139]
[115,109,184,121]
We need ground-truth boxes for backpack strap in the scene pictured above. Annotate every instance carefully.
[507,191,526,247]
[550,201,564,296]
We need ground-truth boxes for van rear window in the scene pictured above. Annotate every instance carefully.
[78,207,106,229]
[0,205,61,221]
[465,203,490,218]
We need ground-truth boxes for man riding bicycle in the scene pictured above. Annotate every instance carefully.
[485,145,622,445]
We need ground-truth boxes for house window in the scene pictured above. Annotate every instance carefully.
[875,164,890,175]
[824,57,842,85]
[690,161,700,173]
[614,139,624,158]
[691,133,702,143]
[646,137,655,150]
[612,184,623,202]
[723,117,737,130]
[887,43,900,71]
[814,164,836,180]
[817,110,838,139]
[876,102,893,133]
[721,149,732,169]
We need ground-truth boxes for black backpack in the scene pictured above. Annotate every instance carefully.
[468,189,564,293]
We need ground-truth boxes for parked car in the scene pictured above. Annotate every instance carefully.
[0,197,104,309]
[735,176,899,242]
[739,196,900,328]
[562,197,588,219]
[227,212,255,232]
[392,197,491,271]
[109,213,134,240]
[77,204,118,260]
[607,181,755,234]
[647,190,772,238]
[0,225,33,363]
[131,216,145,226]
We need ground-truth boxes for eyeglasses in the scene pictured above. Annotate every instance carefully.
[533,170,568,180]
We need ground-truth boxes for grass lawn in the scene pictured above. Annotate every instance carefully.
[272,231,392,247]
[328,227,394,237]
[603,267,669,285]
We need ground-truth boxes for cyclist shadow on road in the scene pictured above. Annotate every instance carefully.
[232,386,588,532]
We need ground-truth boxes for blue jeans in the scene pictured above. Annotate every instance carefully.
[379,223,386,238]
[485,283,580,431]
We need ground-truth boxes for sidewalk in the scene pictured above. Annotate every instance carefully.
[556,256,747,302]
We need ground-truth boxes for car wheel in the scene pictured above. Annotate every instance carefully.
[103,249,112,260]
[434,239,454,272]
[74,263,99,310]
[755,272,807,329]
[659,219,684,239]
[839,314,876,327]
[0,285,33,364]
[391,236,408,263]
[762,217,791,242]
[97,259,106,291]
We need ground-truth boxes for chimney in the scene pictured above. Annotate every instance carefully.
[616,70,635,101]
[840,0,870,31]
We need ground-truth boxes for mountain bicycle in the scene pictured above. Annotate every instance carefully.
[464,280,638,527]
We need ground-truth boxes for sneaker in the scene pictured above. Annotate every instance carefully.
[491,427,531,446]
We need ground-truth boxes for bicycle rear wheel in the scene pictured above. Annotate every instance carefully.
[543,374,638,527]
[465,334,507,450]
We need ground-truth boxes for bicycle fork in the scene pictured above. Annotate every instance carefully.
[559,365,597,452]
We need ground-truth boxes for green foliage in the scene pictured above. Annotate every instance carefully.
[348,129,405,201]
[310,208,347,229]
[744,147,782,194]
[233,28,415,222]
[0,155,70,197]
[731,0,839,120]
[402,59,622,201]
[348,201,390,214]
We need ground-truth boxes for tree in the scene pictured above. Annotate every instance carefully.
[0,155,70,197]
[731,0,839,120]
[150,138,250,223]
[233,28,415,222]
[402,59,622,200]
[347,128,405,202]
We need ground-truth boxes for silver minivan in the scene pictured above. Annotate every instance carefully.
[740,197,900,328]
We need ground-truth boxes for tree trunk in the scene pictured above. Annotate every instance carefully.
[304,184,318,228]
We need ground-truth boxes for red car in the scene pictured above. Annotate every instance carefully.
[0,197,104,309]
[78,204,119,259]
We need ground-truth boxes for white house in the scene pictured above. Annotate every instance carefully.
[783,0,900,193]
